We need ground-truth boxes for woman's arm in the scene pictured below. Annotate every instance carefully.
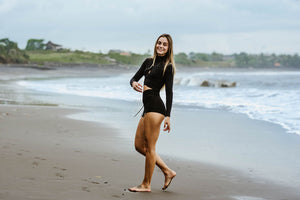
[165,64,174,117]
[130,58,151,87]
[164,64,174,133]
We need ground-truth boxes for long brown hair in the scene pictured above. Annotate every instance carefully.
[152,34,176,76]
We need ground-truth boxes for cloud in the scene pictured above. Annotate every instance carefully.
[0,0,17,13]
[178,30,300,54]
[1,0,300,53]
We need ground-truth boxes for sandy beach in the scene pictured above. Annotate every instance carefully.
[1,64,300,200]
[1,105,299,200]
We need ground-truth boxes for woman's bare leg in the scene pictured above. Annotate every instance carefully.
[134,117,173,174]
[142,112,164,188]
[134,117,176,189]
[129,113,176,192]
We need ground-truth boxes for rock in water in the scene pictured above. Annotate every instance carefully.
[200,80,237,87]
[219,81,236,87]
[201,80,210,87]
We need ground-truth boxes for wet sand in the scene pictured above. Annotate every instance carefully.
[1,105,300,200]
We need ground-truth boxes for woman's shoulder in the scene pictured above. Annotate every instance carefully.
[166,63,174,71]
[142,57,153,64]
[145,57,154,62]
[164,63,175,77]
[141,57,153,68]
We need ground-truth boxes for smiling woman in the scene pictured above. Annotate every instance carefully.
[156,37,168,56]
[128,34,176,192]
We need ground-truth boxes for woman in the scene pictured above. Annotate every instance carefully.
[128,34,176,192]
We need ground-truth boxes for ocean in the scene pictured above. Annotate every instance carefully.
[17,68,300,135]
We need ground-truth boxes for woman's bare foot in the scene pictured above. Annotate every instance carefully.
[162,170,176,190]
[128,185,151,192]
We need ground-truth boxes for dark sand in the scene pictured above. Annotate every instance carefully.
[1,105,300,200]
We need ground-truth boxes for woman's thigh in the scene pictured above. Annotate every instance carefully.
[144,112,165,148]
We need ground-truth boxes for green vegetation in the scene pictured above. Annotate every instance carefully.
[27,50,110,65]
[1,38,300,68]
[26,50,150,65]
[189,52,223,62]
[107,52,150,65]
[175,53,192,65]
[234,52,300,68]
[0,38,29,64]
[25,39,45,51]
[175,52,231,67]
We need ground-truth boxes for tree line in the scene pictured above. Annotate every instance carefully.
[0,38,28,63]
[1,38,300,68]
[234,52,300,68]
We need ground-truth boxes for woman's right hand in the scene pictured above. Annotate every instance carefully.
[132,81,143,93]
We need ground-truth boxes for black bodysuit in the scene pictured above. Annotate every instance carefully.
[130,55,174,117]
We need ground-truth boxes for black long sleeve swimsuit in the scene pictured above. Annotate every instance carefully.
[130,55,174,117]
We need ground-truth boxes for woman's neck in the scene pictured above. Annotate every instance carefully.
[155,54,167,62]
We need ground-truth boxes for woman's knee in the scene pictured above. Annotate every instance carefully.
[135,141,155,155]
[135,143,146,155]
[144,141,156,155]
[145,147,156,156]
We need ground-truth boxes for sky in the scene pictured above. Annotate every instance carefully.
[1,0,300,54]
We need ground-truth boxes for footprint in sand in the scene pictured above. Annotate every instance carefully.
[53,166,67,180]
[80,178,104,193]
[82,178,100,185]
[20,149,30,153]
[53,166,67,171]
[55,172,64,179]
[32,161,39,168]
[31,156,47,168]
[112,193,126,198]
[34,156,46,161]
[81,186,90,192]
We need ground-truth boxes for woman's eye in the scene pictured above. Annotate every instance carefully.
[163,43,168,46]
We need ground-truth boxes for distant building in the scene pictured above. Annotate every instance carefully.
[274,62,281,67]
[120,51,131,56]
[45,41,63,51]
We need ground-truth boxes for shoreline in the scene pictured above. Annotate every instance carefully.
[2,63,300,72]
[1,63,299,136]
[1,104,300,200]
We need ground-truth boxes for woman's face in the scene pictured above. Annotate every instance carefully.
[156,37,169,56]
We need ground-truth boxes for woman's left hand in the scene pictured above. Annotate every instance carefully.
[163,117,171,133]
